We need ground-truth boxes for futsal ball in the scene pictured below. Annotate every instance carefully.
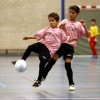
[15,59,27,72]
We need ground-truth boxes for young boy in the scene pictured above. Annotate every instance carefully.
[12,12,77,87]
[42,5,91,91]
[89,19,98,58]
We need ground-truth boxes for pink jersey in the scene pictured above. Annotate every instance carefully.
[59,19,86,47]
[35,27,70,57]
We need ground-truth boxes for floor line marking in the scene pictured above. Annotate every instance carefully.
[20,75,34,83]
[0,82,6,88]
[1,98,100,100]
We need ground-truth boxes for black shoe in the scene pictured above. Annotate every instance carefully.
[11,61,16,65]
[32,80,41,87]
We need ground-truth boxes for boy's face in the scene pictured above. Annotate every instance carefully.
[91,21,96,26]
[48,17,58,28]
[69,9,78,21]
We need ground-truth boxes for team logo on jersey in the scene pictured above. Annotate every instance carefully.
[47,32,52,35]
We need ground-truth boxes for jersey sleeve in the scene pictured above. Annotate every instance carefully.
[60,29,70,43]
[58,19,66,27]
[58,19,67,33]
[34,27,49,40]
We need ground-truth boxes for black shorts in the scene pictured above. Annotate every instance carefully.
[31,42,51,63]
[56,43,74,60]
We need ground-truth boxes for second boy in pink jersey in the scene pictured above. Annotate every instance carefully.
[42,5,91,91]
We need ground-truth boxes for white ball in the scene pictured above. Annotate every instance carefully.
[15,59,27,72]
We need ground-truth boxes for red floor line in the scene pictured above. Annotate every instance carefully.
[20,75,34,83]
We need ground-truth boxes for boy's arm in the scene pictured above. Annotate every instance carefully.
[95,26,99,36]
[80,20,91,38]
[58,23,66,29]
[23,35,36,40]
[58,19,66,29]
[23,27,49,40]
[68,37,78,42]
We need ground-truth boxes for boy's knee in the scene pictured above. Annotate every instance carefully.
[65,58,72,63]
[52,54,59,60]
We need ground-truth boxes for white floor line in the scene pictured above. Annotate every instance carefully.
[74,55,100,57]
[0,82,6,88]
[4,98,100,100]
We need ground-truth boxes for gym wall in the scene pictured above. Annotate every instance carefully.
[0,0,100,55]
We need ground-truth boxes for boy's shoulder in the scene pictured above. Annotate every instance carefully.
[95,25,98,28]
[46,27,62,32]
[59,19,69,23]
[62,19,69,22]
[75,21,82,27]
[44,26,51,31]
[75,21,81,24]
[61,19,81,24]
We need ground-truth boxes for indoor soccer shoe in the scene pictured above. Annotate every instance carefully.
[11,61,16,65]
[91,56,98,59]
[69,84,75,91]
[32,80,41,87]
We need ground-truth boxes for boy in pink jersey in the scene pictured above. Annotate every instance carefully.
[42,5,91,91]
[12,12,77,87]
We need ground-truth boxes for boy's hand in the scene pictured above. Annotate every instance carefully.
[59,23,66,29]
[73,37,78,41]
[80,20,85,27]
[23,36,29,40]
[68,37,78,42]
[80,20,91,38]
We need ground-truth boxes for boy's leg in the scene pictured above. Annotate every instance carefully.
[38,61,46,81]
[64,58,74,85]
[43,54,59,79]
[32,61,46,87]
[63,44,75,91]
[65,62,75,91]
[89,37,97,58]
[32,44,51,87]
[12,43,40,65]
[43,44,64,80]
[22,43,40,60]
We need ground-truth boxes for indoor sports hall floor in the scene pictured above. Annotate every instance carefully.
[0,55,100,100]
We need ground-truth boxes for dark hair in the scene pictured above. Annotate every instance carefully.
[69,5,80,13]
[48,12,59,22]
[91,19,96,22]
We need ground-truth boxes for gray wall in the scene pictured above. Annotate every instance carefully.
[74,35,100,55]
[77,10,100,29]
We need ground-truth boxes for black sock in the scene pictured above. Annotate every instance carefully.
[65,62,74,85]
[37,62,45,82]
[43,58,56,78]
